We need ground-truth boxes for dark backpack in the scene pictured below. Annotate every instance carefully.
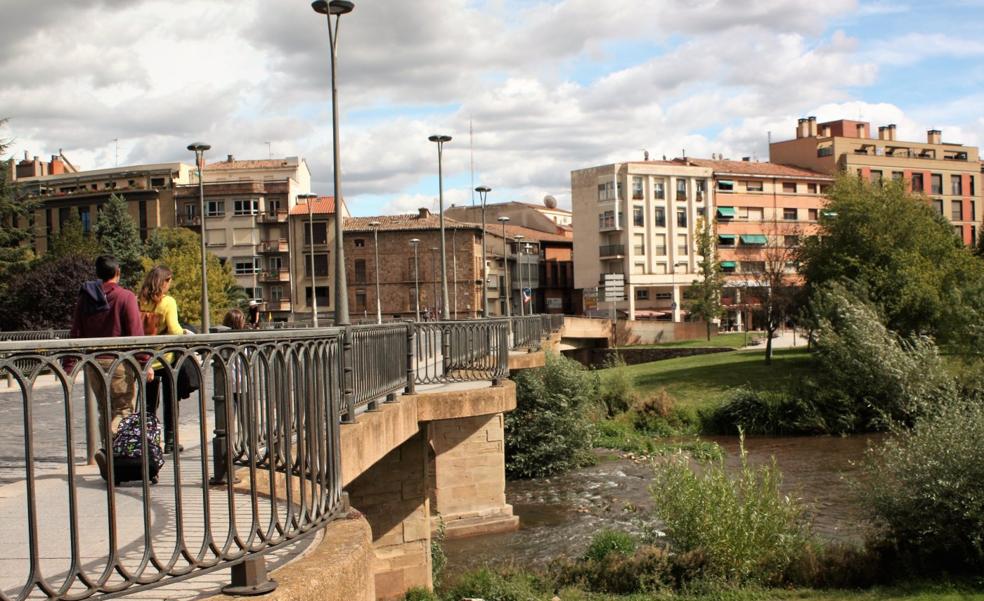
[111,412,165,483]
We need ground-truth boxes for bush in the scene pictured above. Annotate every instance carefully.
[598,356,636,417]
[441,568,546,601]
[403,587,439,601]
[651,438,813,585]
[554,544,675,595]
[632,389,701,436]
[707,386,853,436]
[584,530,638,562]
[858,401,984,573]
[0,254,95,330]
[505,353,598,479]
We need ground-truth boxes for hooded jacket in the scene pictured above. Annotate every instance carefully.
[69,280,144,339]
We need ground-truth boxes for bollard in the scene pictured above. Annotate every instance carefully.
[222,556,277,596]
[404,323,416,396]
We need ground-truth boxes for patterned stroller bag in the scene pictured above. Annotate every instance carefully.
[111,412,166,483]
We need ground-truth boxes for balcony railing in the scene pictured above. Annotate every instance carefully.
[259,269,290,283]
[258,239,289,253]
[176,214,200,226]
[599,244,625,257]
[413,319,509,385]
[257,210,288,224]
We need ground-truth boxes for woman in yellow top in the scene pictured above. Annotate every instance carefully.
[139,265,184,453]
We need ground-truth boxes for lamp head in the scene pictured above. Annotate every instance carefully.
[409,238,420,245]
[313,0,354,15]
[428,134,452,144]
[187,142,211,153]
[475,185,490,194]
[368,220,381,227]
[497,216,510,223]
[514,234,524,240]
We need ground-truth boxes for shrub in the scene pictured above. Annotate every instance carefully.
[431,517,447,587]
[857,401,984,573]
[505,353,598,479]
[553,544,674,595]
[583,530,638,562]
[651,438,813,585]
[632,389,701,436]
[598,357,636,417]
[707,386,852,436]
[441,568,546,601]
[403,587,439,601]
[591,418,656,454]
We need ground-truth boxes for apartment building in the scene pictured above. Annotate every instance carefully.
[9,153,196,253]
[771,117,982,244]
[287,196,336,322]
[572,160,715,320]
[173,156,312,321]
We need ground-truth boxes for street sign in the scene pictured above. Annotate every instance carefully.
[601,273,625,302]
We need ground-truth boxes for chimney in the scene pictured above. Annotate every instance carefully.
[226,154,235,163]
[927,129,941,145]
[807,116,818,137]
[878,126,888,140]
[887,124,897,141]
[820,125,831,137]
[418,207,430,219]
[796,118,808,139]
[49,155,65,175]
[856,123,866,138]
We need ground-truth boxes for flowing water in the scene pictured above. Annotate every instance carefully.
[443,434,881,575]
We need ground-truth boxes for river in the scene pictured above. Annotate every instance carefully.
[443,434,880,575]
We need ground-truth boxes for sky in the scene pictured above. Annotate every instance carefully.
[2,0,983,216]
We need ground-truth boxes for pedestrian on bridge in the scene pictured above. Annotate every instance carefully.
[139,265,185,453]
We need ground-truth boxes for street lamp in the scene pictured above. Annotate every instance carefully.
[301,194,320,327]
[430,246,439,319]
[475,185,491,317]
[498,216,511,321]
[524,242,534,314]
[312,0,354,326]
[428,134,452,320]
[187,142,211,332]
[369,220,382,324]
[514,234,525,317]
[410,238,421,322]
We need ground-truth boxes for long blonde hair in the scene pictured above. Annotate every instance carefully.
[139,265,173,306]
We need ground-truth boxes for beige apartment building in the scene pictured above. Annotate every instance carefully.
[771,117,982,244]
[572,160,715,320]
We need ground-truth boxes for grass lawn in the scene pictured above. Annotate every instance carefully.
[627,332,764,349]
[557,587,984,600]
[615,347,816,411]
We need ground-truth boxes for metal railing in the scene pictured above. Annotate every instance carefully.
[413,319,509,385]
[347,323,409,415]
[0,329,345,601]
[511,315,544,351]
[0,329,70,341]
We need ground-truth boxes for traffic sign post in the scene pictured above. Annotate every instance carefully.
[600,274,626,349]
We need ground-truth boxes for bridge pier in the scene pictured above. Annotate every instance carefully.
[347,431,433,601]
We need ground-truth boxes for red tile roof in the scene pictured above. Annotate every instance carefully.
[344,211,480,232]
[491,223,572,244]
[205,159,296,170]
[674,158,832,179]
[289,196,336,215]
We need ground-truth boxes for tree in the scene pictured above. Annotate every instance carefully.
[685,217,724,340]
[48,212,100,261]
[94,193,143,288]
[799,175,984,348]
[143,227,239,327]
[0,255,96,330]
[0,118,36,285]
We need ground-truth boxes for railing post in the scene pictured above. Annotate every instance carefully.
[84,371,98,465]
[340,325,356,424]
[222,556,277,596]
[209,357,238,485]
[405,322,416,395]
[441,324,451,376]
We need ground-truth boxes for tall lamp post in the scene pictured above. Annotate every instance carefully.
[498,216,511,321]
[410,238,421,321]
[430,247,439,318]
[524,242,534,313]
[428,134,452,321]
[514,234,525,317]
[369,220,382,324]
[187,142,211,332]
[312,0,354,326]
[475,185,491,317]
[302,194,320,327]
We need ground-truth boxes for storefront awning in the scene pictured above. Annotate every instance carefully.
[718,234,736,241]
[740,234,768,245]
[716,207,736,218]
[720,261,737,268]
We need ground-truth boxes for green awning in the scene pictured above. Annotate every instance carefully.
[720,261,737,268]
[740,234,768,245]
[717,234,736,241]
[716,207,736,218]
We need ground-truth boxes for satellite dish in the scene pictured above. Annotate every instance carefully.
[543,195,557,209]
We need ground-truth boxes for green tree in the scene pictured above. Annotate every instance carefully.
[48,212,99,261]
[143,227,238,327]
[0,254,96,330]
[685,217,724,341]
[799,175,984,348]
[0,118,36,285]
[93,193,143,288]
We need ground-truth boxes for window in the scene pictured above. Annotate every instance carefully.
[185,203,197,219]
[808,208,819,221]
[953,225,963,239]
[931,174,943,195]
[234,257,260,275]
[233,228,256,246]
[354,238,366,248]
[951,200,963,221]
[653,234,666,255]
[206,200,225,217]
[58,207,70,228]
[355,289,367,313]
[635,288,649,300]
[870,170,883,185]
[971,176,976,197]
[150,177,165,187]
[598,210,623,229]
[806,183,818,193]
[354,259,367,284]
[304,222,328,245]
[653,207,666,227]
[206,229,226,246]
[79,207,91,234]
[741,261,765,273]
[632,261,645,275]
[717,234,736,246]
[717,180,734,192]
[241,287,260,300]
[632,206,644,227]
[304,253,329,277]
[652,178,665,200]
[271,286,284,301]
[234,199,259,216]
[305,286,330,307]
[632,176,644,200]
[268,199,282,215]
[784,235,800,247]
[744,207,764,221]
[746,180,763,192]
[676,179,687,201]
[782,182,797,193]
[268,256,283,272]
[783,208,797,220]
[911,172,924,193]
[972,201,977,222]
[892,171,904,182]
[676,208,687,228]
[633,234,645,256]
[676,234,688,256]
[138,201,147,241]
[932,199,944,215]
[951,175,963,196]
[597,181,623,202]
[696,179,707,200]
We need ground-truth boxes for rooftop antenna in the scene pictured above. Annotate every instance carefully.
[265,141,272,159]
[469,118,475,206]
[113,138,118,167]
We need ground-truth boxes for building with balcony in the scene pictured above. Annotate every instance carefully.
[8,153,196,254]
[174,156,312,321]
[288,196,341,322]
[771,117,982,245]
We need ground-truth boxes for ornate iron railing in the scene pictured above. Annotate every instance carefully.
[511,315,544,351]
[347,323,410,414]
[412,319,509,385]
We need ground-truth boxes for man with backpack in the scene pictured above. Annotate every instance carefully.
[69,255,154,481]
